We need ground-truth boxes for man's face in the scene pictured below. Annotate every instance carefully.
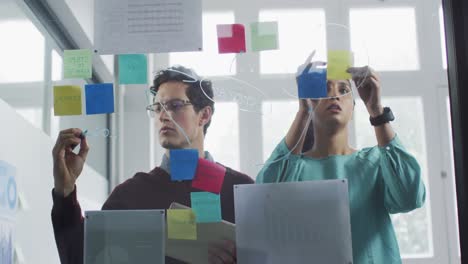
[155,81,204,149]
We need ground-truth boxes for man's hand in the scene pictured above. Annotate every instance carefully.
[347,66,383,117]
[52,128,89,197]
[208,239,237,264]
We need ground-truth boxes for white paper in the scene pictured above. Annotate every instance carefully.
[84,210,165,264]
[234,179,353,264]
[94,0,202,54]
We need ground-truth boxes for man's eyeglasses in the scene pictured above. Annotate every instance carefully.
[146,99,192,115]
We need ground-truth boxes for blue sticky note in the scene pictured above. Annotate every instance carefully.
[297,68,327,99]
[170,149,199,181]
[190,192,222,223]
[118,54,148,84]
[85,83,114,115]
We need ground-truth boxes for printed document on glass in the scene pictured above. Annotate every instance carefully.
[94,0,202,54]
[234,179,353,264]
[84,210,165,264]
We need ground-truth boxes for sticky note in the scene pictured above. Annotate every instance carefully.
[251,21,279,52]
[167,209,197,240]
[170,149,199,181]
[85,83,114,115]
[297,68,327,99]
[217,24,246,54]
[118,54,148,84]
[63,49,92,79]
[192,158,226,194]
[327,50,353,80]
[191,192,222,223]
[54,85,82,116]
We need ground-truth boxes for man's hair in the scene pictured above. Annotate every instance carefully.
[150,65,214,135]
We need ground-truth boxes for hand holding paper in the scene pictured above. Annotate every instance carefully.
[208,239,237,264]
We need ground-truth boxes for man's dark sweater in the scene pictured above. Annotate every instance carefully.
[51,165,253,264]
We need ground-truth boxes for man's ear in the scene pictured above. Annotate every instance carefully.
[199,106,213,126]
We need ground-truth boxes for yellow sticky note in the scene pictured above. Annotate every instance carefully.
[167,209,197,240]
[54,85,82,116]
[327,50,353,80]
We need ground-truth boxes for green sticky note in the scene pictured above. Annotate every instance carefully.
[191,192,222,223]
[167,209,197,240]
[251,21,279,52]
[118,54,148,84]
[63,49,92,79]
[327,50,353,80]
[54,85,82,116]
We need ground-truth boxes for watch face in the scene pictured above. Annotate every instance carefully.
[370,107,394,126]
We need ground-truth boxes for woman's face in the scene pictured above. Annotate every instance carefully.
[311,80,354,129]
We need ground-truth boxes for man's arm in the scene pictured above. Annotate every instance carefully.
[51,182,127,264]
[51,186,84,264]
[51,128,89,264]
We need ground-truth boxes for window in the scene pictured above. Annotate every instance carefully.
[355,97,433,257]
[205,102,240,170]
[170,12,236,76]
[259,9,326,74]
[261,100,298,162]
[16,108,42,130]
[446,96,460,256]
[0,20,44,83]
[52,49,63,81]
[439,6,447,69]
[0,1,46,131]
[350,8,420,71]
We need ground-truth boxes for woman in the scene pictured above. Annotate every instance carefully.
[257,63,426,264]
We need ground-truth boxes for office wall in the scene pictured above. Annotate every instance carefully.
[0,98,107,263]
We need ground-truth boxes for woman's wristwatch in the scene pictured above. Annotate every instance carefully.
[369,107,395,126]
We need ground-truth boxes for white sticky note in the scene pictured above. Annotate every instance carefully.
[94,0,202,54]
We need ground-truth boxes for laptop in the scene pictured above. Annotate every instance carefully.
[84,210,165,264]
[234,179,353,264]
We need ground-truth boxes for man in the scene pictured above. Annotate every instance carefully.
[51,65,253,264]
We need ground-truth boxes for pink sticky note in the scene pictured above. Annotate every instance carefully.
[217,24,246,54]
[192,158,226,194]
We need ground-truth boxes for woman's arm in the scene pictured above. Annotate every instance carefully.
[370,108,396,147]
[379,136,426,213]
[287,51,324,154]
[348,66,395,146]
[285,101,311,154]
[348,66,425,212]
